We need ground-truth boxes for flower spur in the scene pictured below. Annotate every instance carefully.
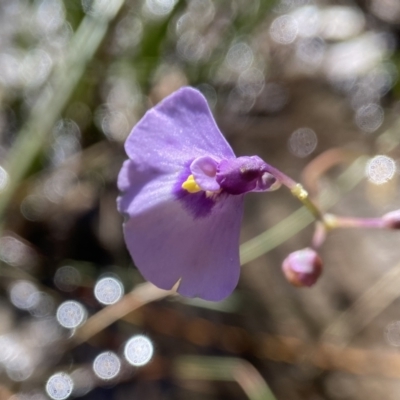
[117,87,279,301]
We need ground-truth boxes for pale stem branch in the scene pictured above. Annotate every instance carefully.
[72,282,175,347]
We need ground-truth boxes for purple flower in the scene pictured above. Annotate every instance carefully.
[117,87,278,301]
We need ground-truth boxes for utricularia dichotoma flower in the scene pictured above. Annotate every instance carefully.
[117,87,280,301]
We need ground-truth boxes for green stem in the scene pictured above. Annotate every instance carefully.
[290,183,326,223]
[263,162,326,224]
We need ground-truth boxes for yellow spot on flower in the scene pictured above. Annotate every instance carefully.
[182,175,201,193]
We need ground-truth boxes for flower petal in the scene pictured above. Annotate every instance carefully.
[190,156,220,191]
[117,159,177,217]
[124,87,235,173]
[121,177,244,301]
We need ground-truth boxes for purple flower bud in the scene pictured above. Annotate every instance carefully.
[382,210,400,229]
[282,248,322,287]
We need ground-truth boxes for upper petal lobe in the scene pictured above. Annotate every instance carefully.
[124,87,235,174]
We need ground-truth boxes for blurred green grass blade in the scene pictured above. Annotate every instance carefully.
[135,0,185,91]
[240,207,314,266]
[0,0,125,222]
[174,356,277,400]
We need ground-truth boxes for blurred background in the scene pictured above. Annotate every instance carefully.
[1,0,400,399]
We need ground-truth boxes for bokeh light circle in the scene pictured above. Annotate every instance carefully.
[9,281,39,310]
[145,0,176,17]
[124,335,154,367]
[270,15,298,45]
[45,373,73,400]
[288,127,317,158]
[366,155,396,185]
[94,277,124,305]
[355,103,384,133]
[28,291,54,318]
[56,301,86,329]
[225,42,254,73]
[93,351,121,380]
[54,266,81,292]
